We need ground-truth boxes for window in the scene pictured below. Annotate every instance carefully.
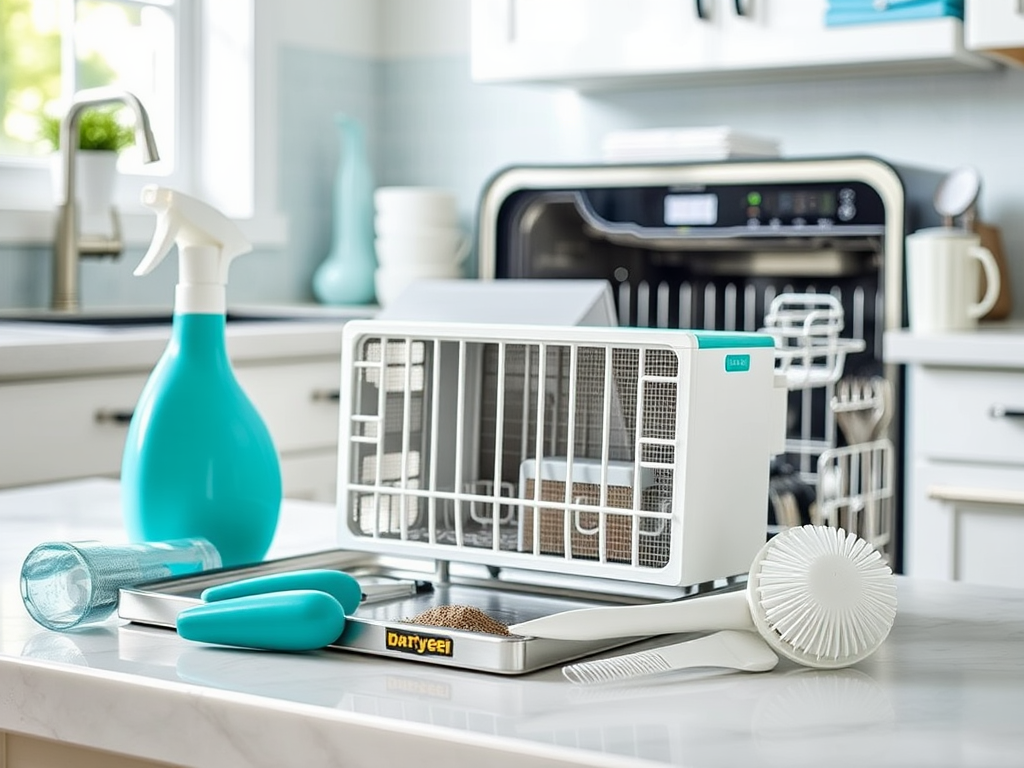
[1,0,179,167]
[0,0,188,208]
[0,0,284,246]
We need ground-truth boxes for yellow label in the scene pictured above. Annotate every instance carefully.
[385,628,454,657]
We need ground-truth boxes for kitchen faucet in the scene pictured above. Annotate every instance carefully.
[53,87,160,311]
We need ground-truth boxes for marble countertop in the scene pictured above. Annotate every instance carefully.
[885,321,1024,368]
[0,304,371,380]
[2,480,1023,768]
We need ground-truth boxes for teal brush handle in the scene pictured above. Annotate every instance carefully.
[176,590,346,652]
[201,569,362,614]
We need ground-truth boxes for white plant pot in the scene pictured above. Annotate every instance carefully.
[50,150,119,236]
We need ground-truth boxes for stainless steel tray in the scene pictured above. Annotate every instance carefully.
[119,549,702,675]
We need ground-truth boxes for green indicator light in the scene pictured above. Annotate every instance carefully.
[747,192,762,206]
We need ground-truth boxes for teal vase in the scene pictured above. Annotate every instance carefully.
[313,114,377,305]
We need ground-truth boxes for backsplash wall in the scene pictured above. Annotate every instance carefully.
[4,0,1024,316]
[377,55,1024,313]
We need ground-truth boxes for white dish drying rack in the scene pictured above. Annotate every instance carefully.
[761,293,894,560]
[335,320,786,589]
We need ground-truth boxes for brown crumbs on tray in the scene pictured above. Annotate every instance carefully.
[406,604,511,636]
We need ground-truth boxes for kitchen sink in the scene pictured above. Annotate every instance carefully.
[0,307,369,329]
[1,313,288,327]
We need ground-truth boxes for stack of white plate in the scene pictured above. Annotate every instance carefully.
[374,187,467,307]
[602,126,780,163]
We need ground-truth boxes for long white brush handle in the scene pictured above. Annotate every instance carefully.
[510,590,754,641]
[562,630,778,684]
[657,629,777,672]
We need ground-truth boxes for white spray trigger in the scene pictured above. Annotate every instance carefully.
[135,185,251,280]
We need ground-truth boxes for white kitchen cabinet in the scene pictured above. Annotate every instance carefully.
[0,372,150,489]
[899,355,1024,588]
[276,452,340,503]
[3,732,164,768]
[965,0,1024,66]
[236,358,342,502]
[470,0,716,84]
[912,463,1024,588]
[0,323,346,503]
[471,0,994,87]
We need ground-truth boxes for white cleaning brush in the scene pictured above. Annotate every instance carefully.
[511,525,897,669]
[562,630,779,685]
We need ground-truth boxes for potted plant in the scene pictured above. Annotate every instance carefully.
[38,107,135,230]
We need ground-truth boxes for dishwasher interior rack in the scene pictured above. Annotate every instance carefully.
[759,293,894,562]
[762,293,865,392]
[336,321,787,589]
[816,438,895,555]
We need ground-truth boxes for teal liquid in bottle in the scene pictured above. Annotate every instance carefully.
[121,314,280,567]
[121,187,281,567]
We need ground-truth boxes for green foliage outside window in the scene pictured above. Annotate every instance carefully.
[0,0,60,154]
[0,0,125,156]
[37,107,135,153]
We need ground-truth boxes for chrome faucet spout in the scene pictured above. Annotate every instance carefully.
[53,88,160,312]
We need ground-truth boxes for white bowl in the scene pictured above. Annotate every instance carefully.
[374,217,463,239]
[375,230,469,268]
[377,262,462,280]
[374,187,458,226]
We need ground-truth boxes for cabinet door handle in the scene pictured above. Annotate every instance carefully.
[506,0,516,42]
[95,409,134,425]
[695,0,710,20]
[311,389,340,403]
[734,0,752,16]
[928,485,1024,508]
[990,404,1024,419]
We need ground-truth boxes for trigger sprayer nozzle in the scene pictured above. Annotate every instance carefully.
[136,186,252,314]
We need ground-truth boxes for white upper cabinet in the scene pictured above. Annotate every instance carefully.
[471,0,996,87]
[965,0,1024,65]
[471,0,716,82]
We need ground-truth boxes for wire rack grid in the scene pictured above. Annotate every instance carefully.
[336,322,782,587]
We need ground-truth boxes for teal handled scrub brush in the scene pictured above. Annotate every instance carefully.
[175,569,363,652]
[511,525,898,670]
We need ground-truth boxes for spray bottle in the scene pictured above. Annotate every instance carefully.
[120,186,281,567]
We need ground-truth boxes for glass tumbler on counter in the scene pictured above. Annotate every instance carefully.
[20,538,222,631]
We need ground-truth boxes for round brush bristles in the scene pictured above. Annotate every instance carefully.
[749,525,897,669]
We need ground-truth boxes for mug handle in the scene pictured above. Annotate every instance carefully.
[968,245,1001,320]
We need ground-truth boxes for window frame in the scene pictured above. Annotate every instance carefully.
[0,0,287,248]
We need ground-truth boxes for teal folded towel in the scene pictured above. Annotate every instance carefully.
[826,0,963,26]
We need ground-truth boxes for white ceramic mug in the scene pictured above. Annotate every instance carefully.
[905,227,1000,333]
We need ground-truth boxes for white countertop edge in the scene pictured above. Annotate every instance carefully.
[0,320,354,380]
[0,655,642,768]
[885,324,1024,368]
